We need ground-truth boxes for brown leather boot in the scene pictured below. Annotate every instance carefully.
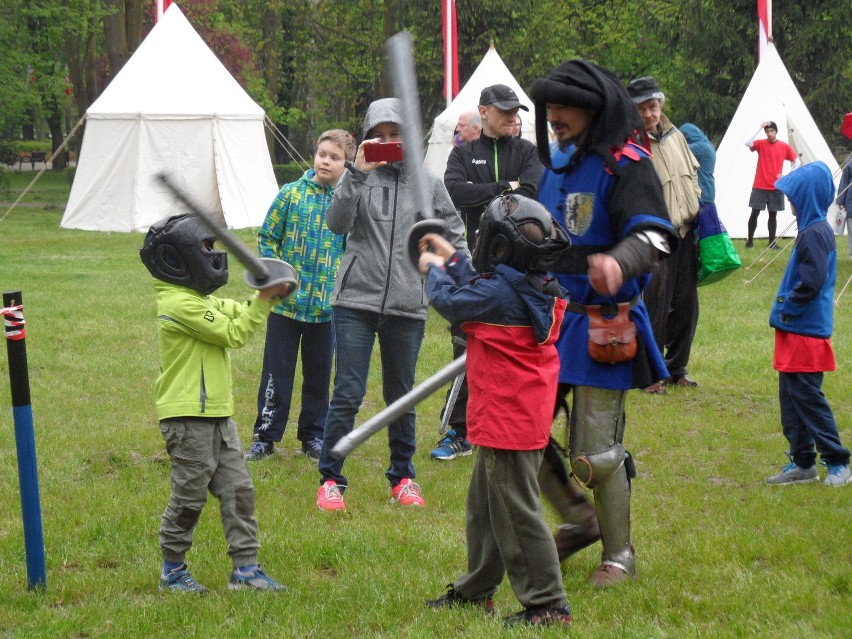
[553,503,600,561]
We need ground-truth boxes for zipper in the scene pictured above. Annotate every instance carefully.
[380,168,400,312]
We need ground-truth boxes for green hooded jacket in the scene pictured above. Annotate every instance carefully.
[153,281,272,420]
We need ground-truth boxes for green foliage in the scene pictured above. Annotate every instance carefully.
[272,162,305,186]
[1,1,850,178]
[0,140,21,166]
[16,139,52,153]
[0,185,850,638]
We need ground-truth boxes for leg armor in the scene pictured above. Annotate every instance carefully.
[538,385,599,560]
[569,386,634,576]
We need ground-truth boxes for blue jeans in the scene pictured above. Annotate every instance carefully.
[318,307,425,489]
[779,372,850,467]
[252,314,334,444]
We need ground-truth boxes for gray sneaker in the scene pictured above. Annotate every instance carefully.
[245,436,274,461]
[301,437,323,462]
[229,565,286,591]
[766,458,818,485]
[824,465,852,487]
[160,564,208,593]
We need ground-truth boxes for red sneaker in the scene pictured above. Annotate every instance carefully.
[317,480,346,511]
[390,478,425,506]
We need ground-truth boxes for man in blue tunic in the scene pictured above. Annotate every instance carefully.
[530,60,678,586]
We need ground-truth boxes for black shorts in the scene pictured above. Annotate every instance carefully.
[749,188,785,212]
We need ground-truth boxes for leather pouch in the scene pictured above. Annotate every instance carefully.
[587,302,637,364]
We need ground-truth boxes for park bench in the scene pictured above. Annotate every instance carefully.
[28,152,47,168]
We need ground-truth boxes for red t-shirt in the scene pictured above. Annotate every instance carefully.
[773,330,836,373]
[751,139,798,190]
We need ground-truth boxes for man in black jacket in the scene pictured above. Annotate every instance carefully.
[431,84,543,461]
[445,84,543,239]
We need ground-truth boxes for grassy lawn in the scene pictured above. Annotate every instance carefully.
[0,169,74,211]
[0,185,849,638]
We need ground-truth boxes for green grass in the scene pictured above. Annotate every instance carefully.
[1,169,74,210]
[0,190,850,638]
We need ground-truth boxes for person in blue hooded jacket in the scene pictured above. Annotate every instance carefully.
[765,161,851,487]
[680,123,716,204]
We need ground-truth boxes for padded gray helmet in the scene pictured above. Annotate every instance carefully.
[139,214,228,295]
[472,195,570,273]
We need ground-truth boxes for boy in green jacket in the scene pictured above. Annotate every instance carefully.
[140,213,291,593]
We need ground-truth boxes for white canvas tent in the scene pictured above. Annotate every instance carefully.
[714,43,841,238]
[423,45,536,178]
[61,4,278,232]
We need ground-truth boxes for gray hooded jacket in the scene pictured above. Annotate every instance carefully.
[327,98,468,320]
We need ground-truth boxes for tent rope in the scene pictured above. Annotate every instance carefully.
[264,117,311,171]
[1,115,86,224]
[836,273,852,305]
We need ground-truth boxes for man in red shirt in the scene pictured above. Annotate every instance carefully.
[745,120,800,249]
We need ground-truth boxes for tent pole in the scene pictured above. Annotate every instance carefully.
[0,115,86,224]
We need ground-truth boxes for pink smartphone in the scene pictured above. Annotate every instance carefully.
[363,141,403,163]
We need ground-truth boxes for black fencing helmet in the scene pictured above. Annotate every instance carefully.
[139,214,228,295]
[472,195,570,273]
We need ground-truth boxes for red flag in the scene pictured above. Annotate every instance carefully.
[442,0,458,106]
[156,0,173,22]
[757,0,771,61]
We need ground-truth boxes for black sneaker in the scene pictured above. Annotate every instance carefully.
[745,239,754,249]
[503,605,572,627]
[426,584,494,614]
[245,436,274,461]
[301,438,323,462]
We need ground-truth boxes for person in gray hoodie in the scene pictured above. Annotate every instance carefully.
[316,98,468,511]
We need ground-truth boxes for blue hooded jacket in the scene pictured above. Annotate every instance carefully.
[769,162,836,338]
[680,123,716,203]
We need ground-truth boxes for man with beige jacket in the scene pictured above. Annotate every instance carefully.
[627,76,701,392]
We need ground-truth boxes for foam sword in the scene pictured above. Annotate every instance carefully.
[386,31,450,269]
[156,172,299,293]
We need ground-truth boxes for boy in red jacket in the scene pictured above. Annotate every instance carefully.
[422,196,573,627]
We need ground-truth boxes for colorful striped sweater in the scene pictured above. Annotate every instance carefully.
[257,170,343,322]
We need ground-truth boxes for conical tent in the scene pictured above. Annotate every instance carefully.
[714,43,841,238]
[423,45,536,178]
[61,3,278,232]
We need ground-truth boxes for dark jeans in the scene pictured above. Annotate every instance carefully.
[644,228,699,378]
[779,372,850,467]
[318,307,425,489]
[252,314,333,444]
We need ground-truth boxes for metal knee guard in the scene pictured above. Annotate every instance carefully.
[568,386,626,488]
[569,386,634,574]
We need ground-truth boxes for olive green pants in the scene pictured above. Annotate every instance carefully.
[158,417,259,569]
[454,446,567,609]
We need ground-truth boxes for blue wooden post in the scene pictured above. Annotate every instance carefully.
[3,291,46,590]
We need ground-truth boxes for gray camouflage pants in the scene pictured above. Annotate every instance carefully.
[158,417,259,569]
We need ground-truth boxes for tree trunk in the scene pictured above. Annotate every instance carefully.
[103,0,129,81]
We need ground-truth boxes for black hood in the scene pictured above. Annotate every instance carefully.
[530,60,644,174]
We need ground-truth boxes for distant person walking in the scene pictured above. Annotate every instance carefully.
[744,120,800,249]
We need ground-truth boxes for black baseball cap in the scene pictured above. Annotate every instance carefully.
[479,84,529,111]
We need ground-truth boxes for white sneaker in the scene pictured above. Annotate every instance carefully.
[824,465,852,487]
